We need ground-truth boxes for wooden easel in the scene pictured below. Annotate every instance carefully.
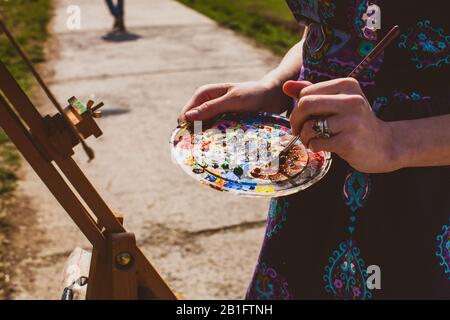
[0,19,177,300]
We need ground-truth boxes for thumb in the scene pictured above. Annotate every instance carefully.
[283,80,313,99]
[185,95,233,121]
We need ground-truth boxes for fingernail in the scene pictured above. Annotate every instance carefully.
[185,110,199,120]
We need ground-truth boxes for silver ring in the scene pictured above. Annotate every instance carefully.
[313,119,331,139]
[322,119,331,138]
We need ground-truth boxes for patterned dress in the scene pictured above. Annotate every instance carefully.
[246,0,449,300]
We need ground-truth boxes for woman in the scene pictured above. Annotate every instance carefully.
[178,1,449,299]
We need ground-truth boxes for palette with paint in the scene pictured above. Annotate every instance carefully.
[170,112,332,197]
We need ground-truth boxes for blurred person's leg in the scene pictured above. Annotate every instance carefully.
[117,0,124,18]
[105,0,126,32]
[116,0,125,32]
[105,0,116,16]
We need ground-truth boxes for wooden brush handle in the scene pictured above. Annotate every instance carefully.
[348,25,401,79]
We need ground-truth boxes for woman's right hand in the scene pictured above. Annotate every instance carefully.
[177,80,289,124]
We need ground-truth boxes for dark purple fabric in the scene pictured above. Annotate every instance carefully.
[246,1,450,300]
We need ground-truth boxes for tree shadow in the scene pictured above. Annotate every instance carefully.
[101,31,142,43]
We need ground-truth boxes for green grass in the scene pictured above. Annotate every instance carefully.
[176,0,303,55]
[0,0,52,90]
[0,0,52,297]
[0,0,52,195]
[0,132,19,210]
[0,128,18,297]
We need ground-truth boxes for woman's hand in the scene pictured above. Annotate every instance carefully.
[178,38,306,124]
[284,78,398,173]
[178,80,290,124]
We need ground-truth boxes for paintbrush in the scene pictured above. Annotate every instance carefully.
[279,25,401,158]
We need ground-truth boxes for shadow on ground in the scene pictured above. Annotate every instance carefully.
[101,108,131,117]
[101,31,142,42]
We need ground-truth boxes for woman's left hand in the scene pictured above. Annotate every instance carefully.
[284,78,398,174]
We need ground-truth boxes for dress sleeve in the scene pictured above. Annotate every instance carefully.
[285,0,340,26]
[285,0,313,26]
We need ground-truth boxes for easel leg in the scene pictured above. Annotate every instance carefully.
[86,247,111,300]
[110,233,138,300]
[86,232,139,300]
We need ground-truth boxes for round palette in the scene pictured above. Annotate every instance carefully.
[170,112,332,198]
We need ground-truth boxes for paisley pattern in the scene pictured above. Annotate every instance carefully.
[301,30,382,88]
[246,263,291,300]
[324,239,372,300]
[398,20,450,70]
[301,34,383,87]
[304,23,334,63]
[323,168,372,299]
[343,169,371,213]
[266,198,289,239]
[436,219,450,280]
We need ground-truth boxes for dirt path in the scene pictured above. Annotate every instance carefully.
[8,0,280,299]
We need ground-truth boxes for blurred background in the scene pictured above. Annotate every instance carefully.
[0,0,302,299]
